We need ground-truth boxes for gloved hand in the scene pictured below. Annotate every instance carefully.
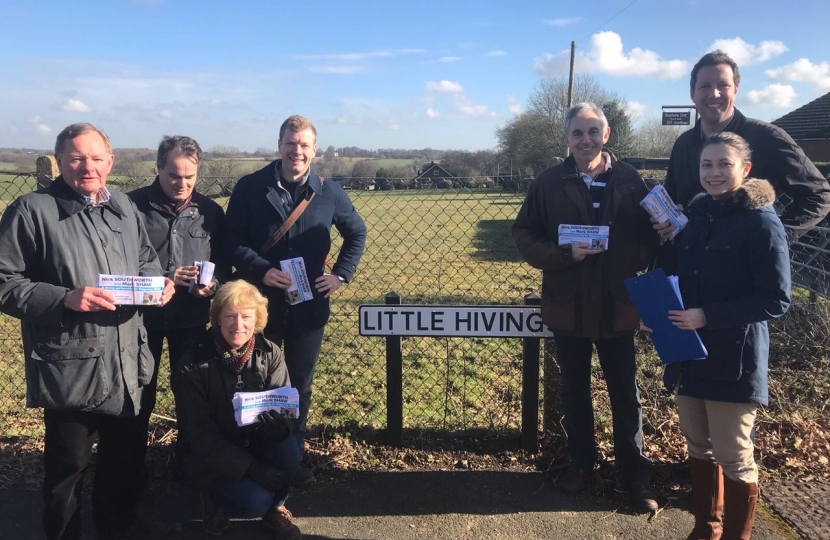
[257,410,292,443]
[245,460,287,493]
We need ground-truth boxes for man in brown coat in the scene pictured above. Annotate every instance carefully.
[512,103,660,512]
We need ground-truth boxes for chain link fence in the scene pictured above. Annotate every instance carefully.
[1,170,828,441]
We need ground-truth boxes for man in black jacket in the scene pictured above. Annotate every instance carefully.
[660,50,830,244]
[225,115,367,485]
[129,136,229,464]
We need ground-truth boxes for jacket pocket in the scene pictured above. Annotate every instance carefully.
[137,326,155,386]
[690,326,748,382]
[541,270,578,333]
[31,335,109,410]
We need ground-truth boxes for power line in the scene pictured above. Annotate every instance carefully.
[577,0,640,44]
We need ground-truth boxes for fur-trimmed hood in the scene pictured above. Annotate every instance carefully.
[688,178,776,211]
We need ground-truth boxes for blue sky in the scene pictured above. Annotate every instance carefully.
[2,0,829,152]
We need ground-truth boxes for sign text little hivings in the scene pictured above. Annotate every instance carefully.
[359,305,554,338]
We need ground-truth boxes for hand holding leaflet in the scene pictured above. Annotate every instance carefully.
[624,268,707,364]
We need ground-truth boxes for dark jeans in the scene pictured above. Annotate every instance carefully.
[209,436,300,517]
[42,408,147,540]
[554,333,652,484]
[141,326,204,460]
[264,321,325,455]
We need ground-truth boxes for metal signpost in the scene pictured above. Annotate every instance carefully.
[360,292,552,452]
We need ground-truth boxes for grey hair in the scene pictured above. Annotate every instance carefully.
[156,135,202,170]
[54,123,112,155]
[563,103,608,138]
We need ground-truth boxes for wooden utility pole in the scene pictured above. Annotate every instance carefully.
[564,41,576,159]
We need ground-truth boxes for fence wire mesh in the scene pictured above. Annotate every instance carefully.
[0,171,828,440]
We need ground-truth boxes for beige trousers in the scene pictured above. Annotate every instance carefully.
[677,395,759,483]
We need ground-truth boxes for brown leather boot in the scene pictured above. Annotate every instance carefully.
[685,458,724,540]
[722,477,758,540]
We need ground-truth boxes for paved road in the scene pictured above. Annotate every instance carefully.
[1,470,792,540]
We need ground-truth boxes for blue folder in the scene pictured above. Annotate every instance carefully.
[624,268,708,364]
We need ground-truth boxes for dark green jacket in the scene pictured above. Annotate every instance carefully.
[0,177,162,415]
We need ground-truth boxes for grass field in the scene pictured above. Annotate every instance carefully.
[1,188,828,485]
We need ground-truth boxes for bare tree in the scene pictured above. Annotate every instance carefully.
[496,74,620,174]
[632,117,689,158]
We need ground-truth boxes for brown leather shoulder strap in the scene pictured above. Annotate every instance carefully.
[258,177,324,256]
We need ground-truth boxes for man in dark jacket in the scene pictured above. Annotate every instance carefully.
[0,123,175,540]
[660,50,830,244]
[225,115,367,485]
[512,104,660,513]
[129,135,229,464]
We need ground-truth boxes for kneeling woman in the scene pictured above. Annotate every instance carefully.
[665,132,791,540]
[174,280,302,540]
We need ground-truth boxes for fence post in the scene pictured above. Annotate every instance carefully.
[385,291,403,447]
[542,338,563,435]
[36,155,58,188]
[521,293,541,453]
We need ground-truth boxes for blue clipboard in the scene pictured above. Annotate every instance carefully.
[624,268,708,364]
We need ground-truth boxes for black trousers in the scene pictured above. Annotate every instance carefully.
[42,408,146,540]
[553,333,652,483]
[140,325,204,461]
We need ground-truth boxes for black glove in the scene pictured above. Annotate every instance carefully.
[245,460,287,493]
[257,410,291,443]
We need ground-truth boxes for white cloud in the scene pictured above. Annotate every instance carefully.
[30,115,43,123]
[486,50,507,57]
[534,31,687,79]
[745,84,797,107]
[765,58,830,92]
[309,65,365,74]
[160,110,172,119]
[388,120,400,131]
[35,124,52,134]
[545,17,582,27]
[62,98,92,112]
[626,101,646,120]
[707,38,787,66]
[426,107,441,119]
[438,56,463,63]
[507,95,523,116]
[454,95,495,118]
[425,80,464,93]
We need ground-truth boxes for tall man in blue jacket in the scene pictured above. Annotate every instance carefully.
[129,135,229,465]
[658,50,830,243]
[225,115,367,485]
[0,123,175,540]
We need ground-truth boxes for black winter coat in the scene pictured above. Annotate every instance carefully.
[665,108,830,244]
[663,179,791,405]
[129,179,229,329]
[174,331,291,489]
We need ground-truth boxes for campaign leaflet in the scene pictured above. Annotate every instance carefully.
[640,184,688,240]
[558,224,610,250]
[96,274,165,305]
[280,257,313,305]
[189,260,215,293]
[233,387,300,427]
